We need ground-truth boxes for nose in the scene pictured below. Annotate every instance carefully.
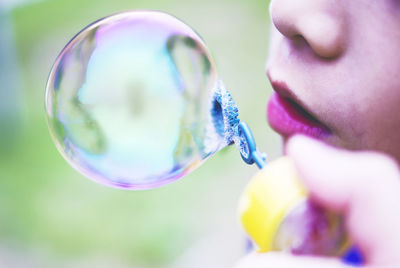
[269,0,347,59]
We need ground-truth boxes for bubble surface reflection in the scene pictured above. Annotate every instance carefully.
[45,11,225,189]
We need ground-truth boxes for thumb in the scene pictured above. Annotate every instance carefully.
[234,252,354,268]
[286,135,400,266]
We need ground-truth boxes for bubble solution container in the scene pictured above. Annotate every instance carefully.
[239,157,353,257]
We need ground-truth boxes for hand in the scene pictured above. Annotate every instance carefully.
[235,135,400,268]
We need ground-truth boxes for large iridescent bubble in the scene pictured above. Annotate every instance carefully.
[45,11,229,189]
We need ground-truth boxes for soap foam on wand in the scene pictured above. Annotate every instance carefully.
[209,80,266,168]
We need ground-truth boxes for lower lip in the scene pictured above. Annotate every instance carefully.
[267,93,331,139]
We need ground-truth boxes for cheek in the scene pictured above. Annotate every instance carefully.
[335,56,400,153]
[362,81,400,148]
[343,3,400,150]
[319,21,400,151]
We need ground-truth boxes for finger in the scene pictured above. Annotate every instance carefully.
[234,252,355,268]
[286,135,400,265]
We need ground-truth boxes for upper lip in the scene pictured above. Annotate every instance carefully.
[267,72,328,128]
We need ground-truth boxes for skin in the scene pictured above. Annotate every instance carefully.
[235,1,400,267]
[267,0,400,161]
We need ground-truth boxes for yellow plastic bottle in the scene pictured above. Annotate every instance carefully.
[238,156,350,256]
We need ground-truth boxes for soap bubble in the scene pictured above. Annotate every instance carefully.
[45,11,227,189]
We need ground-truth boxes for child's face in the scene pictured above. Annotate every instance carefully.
[266,0,400,161]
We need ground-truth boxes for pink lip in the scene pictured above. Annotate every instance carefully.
[267,82,331,139]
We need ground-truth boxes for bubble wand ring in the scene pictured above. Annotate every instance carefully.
[236,122,266,169]
[210,82,266,169]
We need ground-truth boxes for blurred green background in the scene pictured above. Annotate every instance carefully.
[0,0,281,267]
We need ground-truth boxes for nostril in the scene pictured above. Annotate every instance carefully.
[297,14,346,59]
[290,34,310,48]
[270,0,347,60]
